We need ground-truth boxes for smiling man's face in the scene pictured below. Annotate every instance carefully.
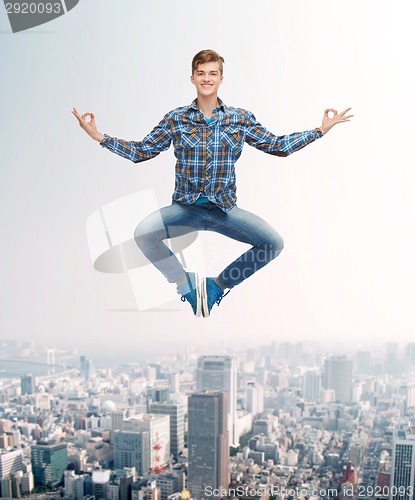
[191,61,223,98]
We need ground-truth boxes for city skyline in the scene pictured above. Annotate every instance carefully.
[1,1,415,348]
[1,337,415,498]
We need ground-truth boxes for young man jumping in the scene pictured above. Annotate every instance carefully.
[72,49,352,318]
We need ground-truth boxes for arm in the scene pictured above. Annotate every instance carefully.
[244,107,352,156]
[72,107,172,163]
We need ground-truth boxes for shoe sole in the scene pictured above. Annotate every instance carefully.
[195,273,203,318]
[200,277,209,318]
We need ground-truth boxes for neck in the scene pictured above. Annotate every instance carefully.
[196,94,219,118]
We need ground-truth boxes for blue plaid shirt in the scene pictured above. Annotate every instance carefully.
[100,98,323,212]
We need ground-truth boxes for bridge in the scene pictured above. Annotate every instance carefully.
[0,359,74,369]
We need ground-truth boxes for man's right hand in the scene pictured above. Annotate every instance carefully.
[72,107,104,143]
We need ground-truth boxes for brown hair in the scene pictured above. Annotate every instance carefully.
[192,49,225,75]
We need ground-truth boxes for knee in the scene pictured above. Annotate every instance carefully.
[267,232,284,260]
[133,222,150,250]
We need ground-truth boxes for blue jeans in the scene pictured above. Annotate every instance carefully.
[133,200,284,289]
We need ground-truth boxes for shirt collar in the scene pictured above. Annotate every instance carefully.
[188,97,227,113]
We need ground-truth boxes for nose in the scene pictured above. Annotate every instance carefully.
[202,73,210,82]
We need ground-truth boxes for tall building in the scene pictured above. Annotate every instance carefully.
[92,470,111,499]
[80,355,94,381]
[0,449,23,479]
[31,442,68,488]
[400,384,415,415]
[356,351,371,373]
[405,343,415,369]
[303,370,322,402]
[390,428,415,500]
[323,356,353,403]
[246,382,264,416]
[386,342,400,375]
[114,430,150,476]
[196,355,238,446]
[147,387,169,405]
[110,409,130,441]
[20,374,36,395]
[187,392,229,499]
[123,414,170,470]
[148,402,185,460]
[168,373,180,394]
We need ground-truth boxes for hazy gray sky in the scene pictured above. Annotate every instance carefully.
[1,1,414,358]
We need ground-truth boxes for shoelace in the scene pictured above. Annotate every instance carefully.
[214,289,230,306]
[180,288,195,304]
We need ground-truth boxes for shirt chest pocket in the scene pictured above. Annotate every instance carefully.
[220,126,241,149]
[179,126,200,148]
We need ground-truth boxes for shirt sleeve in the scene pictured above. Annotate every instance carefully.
[244,111,323,157]
[99,113,172,163]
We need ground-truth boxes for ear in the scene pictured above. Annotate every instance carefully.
[190,73,195,84]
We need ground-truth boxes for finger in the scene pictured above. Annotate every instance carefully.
[72,112,83,124]
[72,107,82,120]
[82,113,94,124]
[340,107,352,116]
[325,108,337,118]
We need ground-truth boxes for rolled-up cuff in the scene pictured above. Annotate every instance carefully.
[99,133,111,147]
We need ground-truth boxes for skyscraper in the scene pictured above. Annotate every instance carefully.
[246,382,264,416]
[80,355,94,381]
[356,351,371,373]
[113,430,150,476]
[187,392,229,499]
[0,449,23,479]
[386,342,400,375]
[303,370,322,402]
[323,356,353,403]
[405,343,415,369]
[147,387,169,405]
[110,409,130,439]
[168,373,180,394]
[196,355,237,446]
[148,402,185,460]
[31,442,68,488]
[20,374,36,395]
[390,428,415,500]
[123,414,170,471]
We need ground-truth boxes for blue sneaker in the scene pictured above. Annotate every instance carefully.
[201,277,230,318]
[177,272,202,317]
